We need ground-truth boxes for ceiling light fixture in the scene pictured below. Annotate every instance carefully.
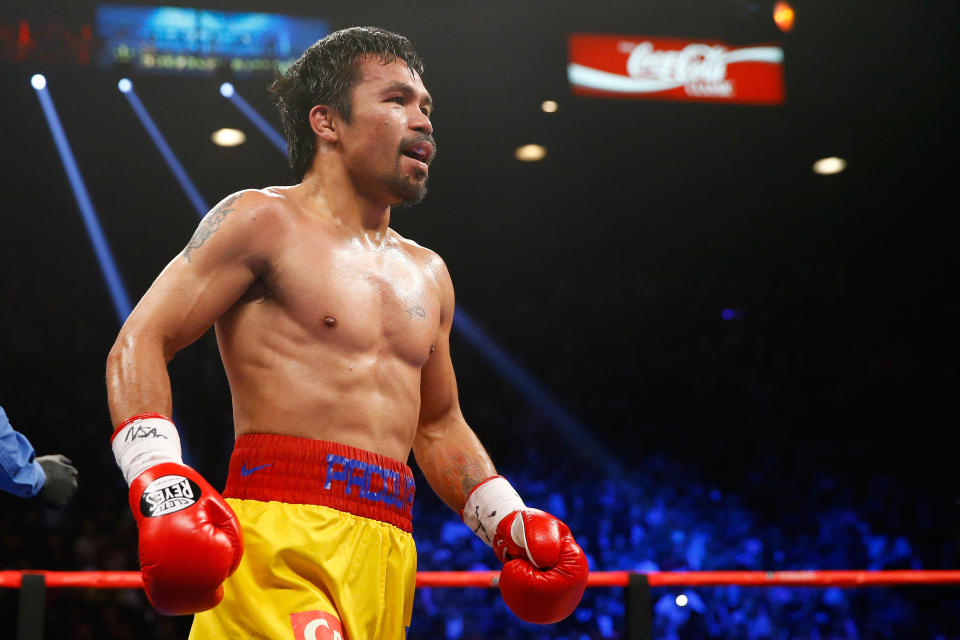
[515,144,547,162]
[773,1,795,33]
[211,128,246,147]
[812,156,846,175]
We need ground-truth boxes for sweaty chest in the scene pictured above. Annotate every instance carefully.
[276,244,440,365]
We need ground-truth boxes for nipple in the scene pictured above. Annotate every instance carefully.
[324,316,337,328]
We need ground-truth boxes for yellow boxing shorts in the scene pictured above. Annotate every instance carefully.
[189,434,418,640]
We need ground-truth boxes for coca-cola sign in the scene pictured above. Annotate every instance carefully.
[568,34,784,104]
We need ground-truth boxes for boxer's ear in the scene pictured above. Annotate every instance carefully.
[310,105,338,144]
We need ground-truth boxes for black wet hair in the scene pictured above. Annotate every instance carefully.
[269,26,425,181]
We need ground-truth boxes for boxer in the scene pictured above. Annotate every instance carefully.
[106,26,587,638]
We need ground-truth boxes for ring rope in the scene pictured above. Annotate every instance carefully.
[1,570,959,589]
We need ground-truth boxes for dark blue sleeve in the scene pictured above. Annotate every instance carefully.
[0,405,46,498]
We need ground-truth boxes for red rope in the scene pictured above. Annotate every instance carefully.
[0,571,143,589]
[1,570,959,590]
[646,570,960,587]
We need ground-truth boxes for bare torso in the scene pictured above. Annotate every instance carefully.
[108,55,497,510]
[217,186,443,462]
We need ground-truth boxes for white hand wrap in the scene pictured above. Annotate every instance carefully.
[111,414,183,486]
[462,476,526,547]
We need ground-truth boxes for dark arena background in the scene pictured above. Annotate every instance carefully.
[1,0,957,638]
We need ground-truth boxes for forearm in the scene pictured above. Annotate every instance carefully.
[106,332,174,427]
[416,414,589,625]
[413,415,497,513]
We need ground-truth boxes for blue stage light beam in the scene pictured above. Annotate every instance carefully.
[454,309,621,473]
[217,85,618,471]
[120,80,208,217]
[220,83,287,154]
[32,75,133,324]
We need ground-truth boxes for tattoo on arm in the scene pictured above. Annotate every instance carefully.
[437,451,493,505]
[183,193,243,262]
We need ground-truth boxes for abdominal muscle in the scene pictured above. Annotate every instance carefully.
[214,294,427,465]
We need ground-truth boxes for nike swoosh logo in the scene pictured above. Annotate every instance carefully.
[240,462,273,477]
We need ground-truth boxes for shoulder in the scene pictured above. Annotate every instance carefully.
[208,187,303,237]
[206,187,295,230]
[390,231,455,324]
[390,231,452,287]
[184,188,295,264]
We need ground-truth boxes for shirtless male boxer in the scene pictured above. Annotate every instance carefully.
[106,27,588,638]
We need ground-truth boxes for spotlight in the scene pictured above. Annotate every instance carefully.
[220,82,235,98]
[118,78,132,93]
[773,1,796,33]
[541,100,558,113]
[515,144,547,162]
[224,86,287,153]
[676,594,688,607]
[211,128,246,147]
[812,157,847,175]
[121,86,208,216]
[32,77,132,322]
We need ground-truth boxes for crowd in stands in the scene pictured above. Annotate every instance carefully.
[1,417,957,639]
[1,275,957,637]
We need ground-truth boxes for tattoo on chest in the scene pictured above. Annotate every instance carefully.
[406,304,427,320]
[184,193,243,262]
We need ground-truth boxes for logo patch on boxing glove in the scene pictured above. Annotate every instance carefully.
[140,474,202,517]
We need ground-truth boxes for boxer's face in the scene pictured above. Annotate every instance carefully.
[338,57,436,206]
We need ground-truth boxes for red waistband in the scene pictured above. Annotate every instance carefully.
[224,434,415,533]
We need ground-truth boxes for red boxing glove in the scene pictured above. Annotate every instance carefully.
[112,414,243,615]
[462,476,588,625]
[493,508,589,624]
[130,462,244,615]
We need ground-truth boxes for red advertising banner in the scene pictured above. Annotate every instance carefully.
[568,34,784,105]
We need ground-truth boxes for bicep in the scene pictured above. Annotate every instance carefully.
[123,252,256,357]
[417,329,462,428]
[417,260,462,428]
[119,192,271,357]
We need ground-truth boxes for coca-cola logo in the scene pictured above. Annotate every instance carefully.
[624,41,729,84]
[622,41,733,97]
[567,34,785,104]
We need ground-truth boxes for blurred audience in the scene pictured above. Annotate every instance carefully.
[1,429,957,639]
[1,269,956,637]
